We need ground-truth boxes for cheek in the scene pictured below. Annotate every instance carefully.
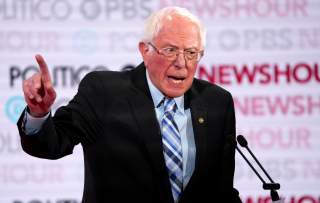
[148,61,169,83]
[188,66,197,78]
[152,60,170,77]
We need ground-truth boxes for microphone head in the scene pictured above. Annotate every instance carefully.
[237,135,248,147]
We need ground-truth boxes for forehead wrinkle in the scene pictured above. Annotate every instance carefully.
[156,26,201,49]
[160,40,199,50]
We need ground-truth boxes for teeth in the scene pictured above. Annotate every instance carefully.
[170,78,183,84]
[168,76,184,84]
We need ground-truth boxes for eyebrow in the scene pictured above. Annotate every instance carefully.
[162,43,199,50]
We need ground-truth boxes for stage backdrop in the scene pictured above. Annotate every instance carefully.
[1,0,319,203]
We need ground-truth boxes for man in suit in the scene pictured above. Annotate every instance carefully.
[18,6,242,203]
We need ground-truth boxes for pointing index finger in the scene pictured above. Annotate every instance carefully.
[35,54,52,84]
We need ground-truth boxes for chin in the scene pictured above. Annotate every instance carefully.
[163,89,186,98]
[160,81,193,98]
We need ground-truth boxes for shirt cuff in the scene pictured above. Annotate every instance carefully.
[23,109,50,135]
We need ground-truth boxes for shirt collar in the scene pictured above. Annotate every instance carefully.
[146,70,184,113]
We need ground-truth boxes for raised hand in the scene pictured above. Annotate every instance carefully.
[22,54,56,117]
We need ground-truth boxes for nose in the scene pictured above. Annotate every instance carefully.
[173,52,186,68]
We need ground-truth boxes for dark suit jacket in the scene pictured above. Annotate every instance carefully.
[18,63,242,203]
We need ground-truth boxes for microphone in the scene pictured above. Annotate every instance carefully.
[235,135,281,201]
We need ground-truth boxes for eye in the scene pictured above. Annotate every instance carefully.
[185,50,197,56]
[162,47,177,54]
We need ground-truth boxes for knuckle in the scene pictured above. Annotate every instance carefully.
[29,86,37,93]
[45,83,54,91]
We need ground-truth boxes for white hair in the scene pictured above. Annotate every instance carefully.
[142,6,206,49]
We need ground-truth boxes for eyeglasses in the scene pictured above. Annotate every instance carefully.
[148,42,204,62]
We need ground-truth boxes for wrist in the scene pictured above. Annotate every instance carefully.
[27,107,49,118]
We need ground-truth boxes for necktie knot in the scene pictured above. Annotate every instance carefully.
[163,98,177,114]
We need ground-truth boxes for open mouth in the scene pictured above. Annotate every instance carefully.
[168,75,186,84]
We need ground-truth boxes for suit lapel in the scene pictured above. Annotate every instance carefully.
[190,97,208,176]
[127,63,173,202]
[181,84,208,197]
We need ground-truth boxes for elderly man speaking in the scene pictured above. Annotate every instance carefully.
[18,6,242,203]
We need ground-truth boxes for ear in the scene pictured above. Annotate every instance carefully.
[139,42,150,55]
[139,42,150,64]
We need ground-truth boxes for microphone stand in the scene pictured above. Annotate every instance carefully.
[236,135,281,201]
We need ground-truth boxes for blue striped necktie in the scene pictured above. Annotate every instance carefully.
[161,98,183,202]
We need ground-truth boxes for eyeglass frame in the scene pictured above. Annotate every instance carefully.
[147,42,204,62]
